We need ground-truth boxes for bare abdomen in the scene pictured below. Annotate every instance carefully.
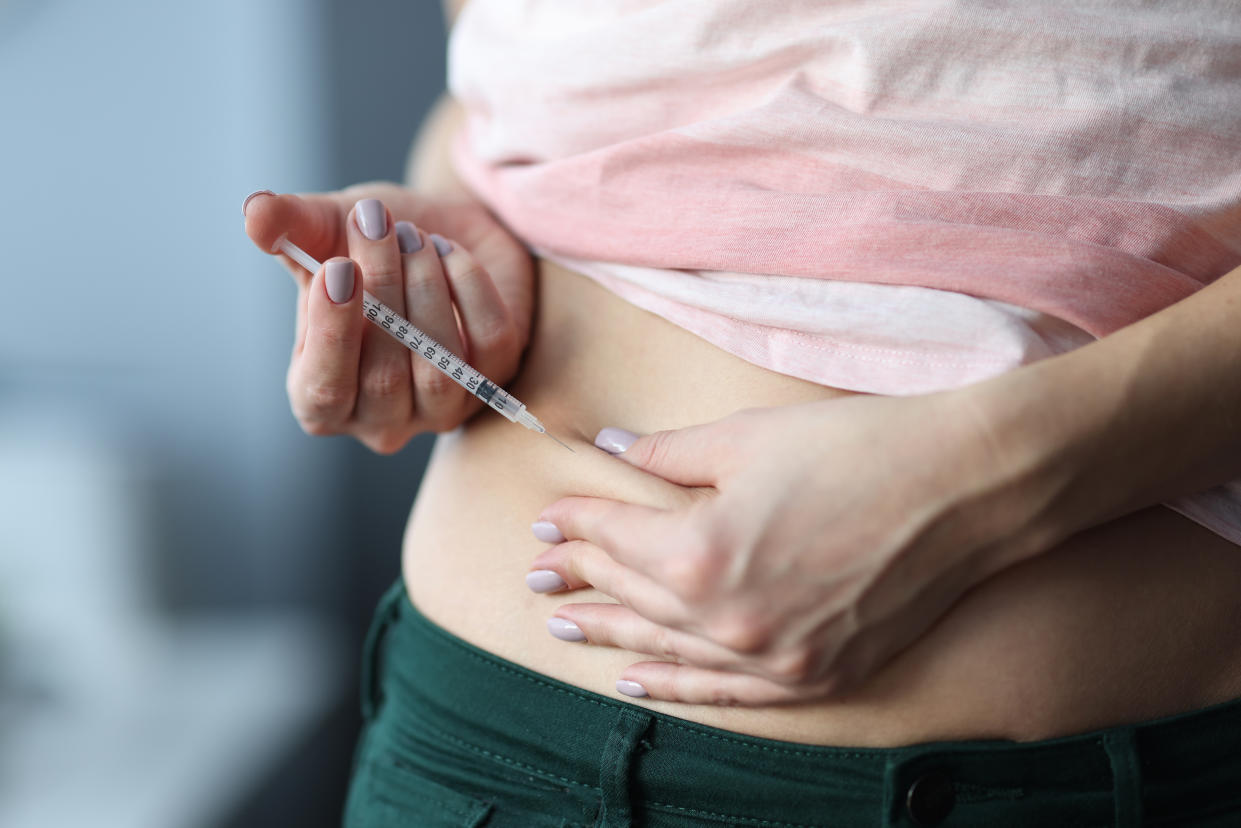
[402,258,1241,747]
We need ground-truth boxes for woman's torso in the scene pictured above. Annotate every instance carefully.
[401,257,1241,747]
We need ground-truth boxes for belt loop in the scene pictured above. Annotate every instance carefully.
[595,708,653,828]
[1102,728,1143,828]
[359,578,407,721]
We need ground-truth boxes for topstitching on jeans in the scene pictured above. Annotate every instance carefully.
[406,607,891,761]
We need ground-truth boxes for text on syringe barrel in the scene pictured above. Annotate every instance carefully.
[362,293,525,422]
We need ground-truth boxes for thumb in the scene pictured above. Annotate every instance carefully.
[242,190,348,263]
[593,423,727,487]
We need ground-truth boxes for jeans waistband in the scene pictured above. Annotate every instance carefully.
[362,578,1241,827]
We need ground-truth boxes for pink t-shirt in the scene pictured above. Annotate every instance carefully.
[448,0,1241,544]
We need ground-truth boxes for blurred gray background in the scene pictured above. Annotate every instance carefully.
[0,1,449,825]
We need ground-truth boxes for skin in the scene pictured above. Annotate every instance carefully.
[247,176,1241,711]
[531,394,1039,705]
[400,255,1241,745]
[530,259,1241,705]
[245,0,1241,711]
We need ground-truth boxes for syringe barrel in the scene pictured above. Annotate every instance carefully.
[273,238,539,431]
[361,292,531,425]
[476,382,524,423]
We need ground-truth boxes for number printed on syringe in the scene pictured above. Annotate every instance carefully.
[278,236,572,452]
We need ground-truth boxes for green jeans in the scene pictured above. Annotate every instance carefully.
[343,578,1241,827]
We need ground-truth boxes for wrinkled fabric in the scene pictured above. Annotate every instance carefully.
[448,0,1241,542]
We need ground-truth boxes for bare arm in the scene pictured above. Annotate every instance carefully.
[529,261,1241,704]
[404,92,469,197]
[975,262,1241,552]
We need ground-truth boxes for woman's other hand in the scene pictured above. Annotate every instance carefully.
[243,186,533,453]
[529,391,1060,705]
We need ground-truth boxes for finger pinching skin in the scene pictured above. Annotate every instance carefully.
[531,521,566,543]
[526,570,568,593]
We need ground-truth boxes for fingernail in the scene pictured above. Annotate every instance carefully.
[325,260,355,304]
[526,570,567,593]
[595,427,639,455]
[430,233,452,256]
[531,521,566,543]
[356,198,387,240]
[242,189,275,217]
[616,680,648,698]
[396,221,422,253]
[547,617,586,642]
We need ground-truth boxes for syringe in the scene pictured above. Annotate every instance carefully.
[275,236,573,452]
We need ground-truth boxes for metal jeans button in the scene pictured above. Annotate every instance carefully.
[905,770,955,825]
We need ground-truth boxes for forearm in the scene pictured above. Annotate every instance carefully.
[399,88,534,349]
[404,0,471,194]
[973,263,1241,551]
[404,91,473,198]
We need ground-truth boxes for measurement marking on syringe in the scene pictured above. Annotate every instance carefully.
[276,236,572,452]
[365,298,492,397]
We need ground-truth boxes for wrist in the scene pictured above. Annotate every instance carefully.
[937,352,1121,565]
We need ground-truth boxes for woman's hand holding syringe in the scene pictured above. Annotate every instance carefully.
[242,187,536,454]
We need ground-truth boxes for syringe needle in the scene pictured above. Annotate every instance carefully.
[544,431,575,453]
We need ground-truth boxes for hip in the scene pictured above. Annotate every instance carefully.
[348,577,1241,827]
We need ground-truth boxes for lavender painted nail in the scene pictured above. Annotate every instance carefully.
[242,189,274,217]
[356,198,387,240]
[595,427,639,455]
[325,260,355,304]
[547,618,587,642]
[526,570,568,593]
[531,521,566,543]
[395,221,422,253]
[430,233,453,256]
[616,680,648,698]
